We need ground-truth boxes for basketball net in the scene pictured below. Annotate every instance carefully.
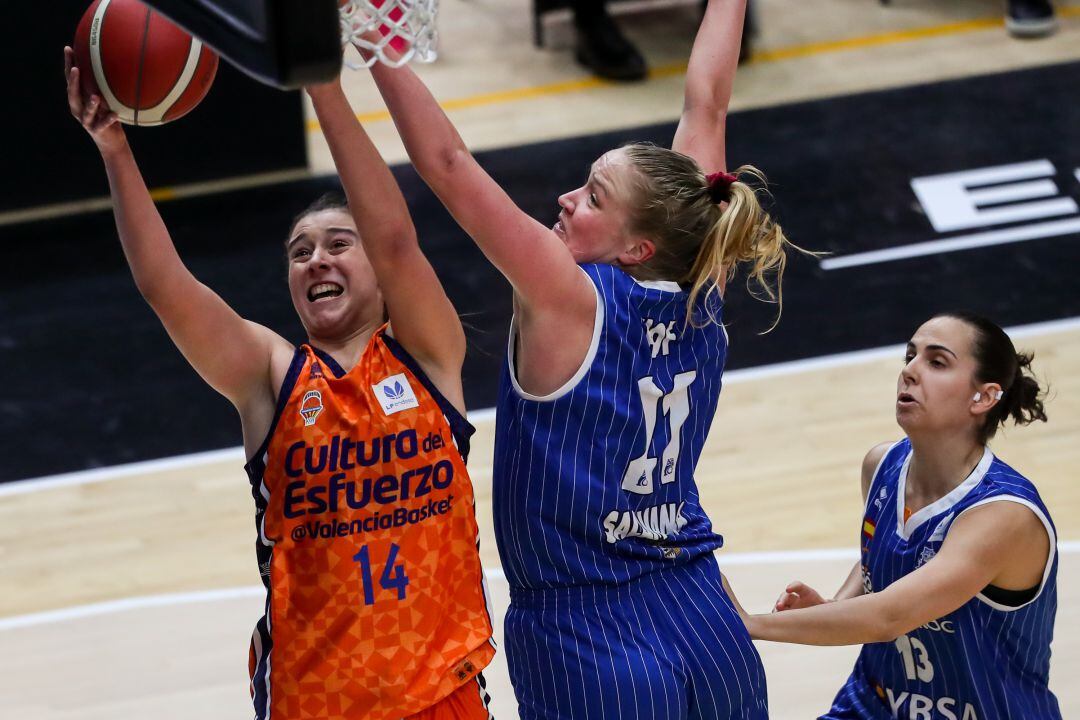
[340,0,438,68]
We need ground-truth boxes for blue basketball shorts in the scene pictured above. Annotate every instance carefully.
[504,554,768,719]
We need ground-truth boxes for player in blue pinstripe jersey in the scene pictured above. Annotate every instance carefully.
[361,0,804,716]
[741,313,1061,719]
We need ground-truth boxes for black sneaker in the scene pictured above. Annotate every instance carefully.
[574,8,648,81]
[1006,0,1057,38]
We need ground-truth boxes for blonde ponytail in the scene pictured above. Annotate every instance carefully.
[620,143,814,331]
[685,166,795,329]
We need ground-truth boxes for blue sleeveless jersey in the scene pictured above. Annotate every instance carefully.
[493,263,728,589]
[826,438,1061,720]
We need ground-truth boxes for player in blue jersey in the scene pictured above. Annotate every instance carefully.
[740,312,1060,719]
[359,0,801,716]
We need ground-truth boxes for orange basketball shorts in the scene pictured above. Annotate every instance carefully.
[405,673,492,720]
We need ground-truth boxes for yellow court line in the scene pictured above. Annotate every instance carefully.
[307,8,1080,132]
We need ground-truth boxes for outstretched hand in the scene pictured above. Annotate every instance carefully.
[774,581,829,612]
[65,46,126,155]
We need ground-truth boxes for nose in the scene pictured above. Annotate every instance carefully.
[558,190,575,213]
[309,245,332,269]
[900,358,918,386]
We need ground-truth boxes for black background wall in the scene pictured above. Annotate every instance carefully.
[6,0,306,214]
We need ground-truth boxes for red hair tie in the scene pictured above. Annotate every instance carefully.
[705,171,738,203]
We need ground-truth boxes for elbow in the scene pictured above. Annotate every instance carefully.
[871,607,913,644]
[132,272,167,306]
[416,142,470,185]
[682,96,728,125]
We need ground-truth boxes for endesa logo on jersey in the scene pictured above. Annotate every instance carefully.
[372,373,419,415]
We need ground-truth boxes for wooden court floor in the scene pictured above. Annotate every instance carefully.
[1,322,1076,718]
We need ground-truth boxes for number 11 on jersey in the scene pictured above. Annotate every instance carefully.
[622,370,697,495]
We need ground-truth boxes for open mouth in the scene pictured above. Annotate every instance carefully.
[308,282,344,303]
[553,218,566,238]
[897,392,917,406]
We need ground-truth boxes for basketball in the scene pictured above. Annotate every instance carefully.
[73,0,218,126]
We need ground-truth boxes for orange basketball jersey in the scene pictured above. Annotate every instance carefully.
[245,327,495,720]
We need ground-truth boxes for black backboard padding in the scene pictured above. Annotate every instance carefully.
[143,0,342,89]
[8,0,308,214]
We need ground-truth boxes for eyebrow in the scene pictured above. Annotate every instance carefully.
[590,172,612,199]
[286,227,357,250]
[907,342,957,359]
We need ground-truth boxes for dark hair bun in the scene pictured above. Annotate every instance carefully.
[1005,352,1048,428]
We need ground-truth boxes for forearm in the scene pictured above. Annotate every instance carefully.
[100,143,191,302]
[369,63,469,183]
[309,83,413,244]
[833,561,866,601]
[749,592,901,647]
[684,0,746,113]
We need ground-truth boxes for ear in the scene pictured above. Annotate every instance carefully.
[617,236,656,267]
[970,383,1003,418]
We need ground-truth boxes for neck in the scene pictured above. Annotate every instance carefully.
[307,317,380,371]
[906,429,986,501]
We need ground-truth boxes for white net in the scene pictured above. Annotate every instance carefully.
[339,0,439,68]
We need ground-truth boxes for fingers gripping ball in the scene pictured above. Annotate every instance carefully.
[73,0,218,126]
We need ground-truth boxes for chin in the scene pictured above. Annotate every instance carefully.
[895,408,918,432]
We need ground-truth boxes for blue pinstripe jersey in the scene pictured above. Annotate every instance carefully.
[826,438,1061,720]
[493,263,728,589]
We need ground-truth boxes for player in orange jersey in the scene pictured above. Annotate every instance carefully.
[65,48,495,720]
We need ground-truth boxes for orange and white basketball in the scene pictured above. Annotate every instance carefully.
[73,0,219,126]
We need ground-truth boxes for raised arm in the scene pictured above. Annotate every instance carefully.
[65,48,285,411]
[748,500,1050,646]
[306,79,467,409]
[671,0,748,172]
[365,60,592,317]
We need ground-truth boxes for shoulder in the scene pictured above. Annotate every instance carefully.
[949,497,1051,556]
[579,263,635,297]
[962,458,1053,534]
[861,440,901,500]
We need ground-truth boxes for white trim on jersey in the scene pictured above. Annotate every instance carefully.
[959,496,1058,612]
[896,446,993,540]
[506,268,604,402]
[633,278,683,292]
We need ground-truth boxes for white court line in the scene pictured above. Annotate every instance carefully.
[3,314,1079,498]
[821,216,1080,270]
[2,542,1076,631]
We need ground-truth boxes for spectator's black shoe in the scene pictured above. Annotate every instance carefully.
[574,10,647,81]
[1006,0,1057,38]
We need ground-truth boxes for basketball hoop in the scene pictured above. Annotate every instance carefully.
[340,0,438,68]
